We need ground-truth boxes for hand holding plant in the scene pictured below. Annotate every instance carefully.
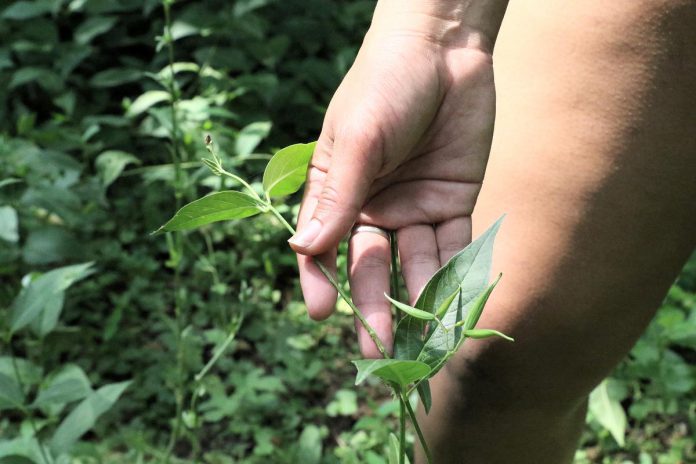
[159,138,513,463]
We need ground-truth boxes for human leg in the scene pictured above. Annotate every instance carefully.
[419,1,696,462]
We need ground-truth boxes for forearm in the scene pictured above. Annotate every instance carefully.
[369,0,509,53]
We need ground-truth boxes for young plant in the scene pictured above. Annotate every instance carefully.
[158,139,513,462]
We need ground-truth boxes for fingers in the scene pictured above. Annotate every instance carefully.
[289,130,383,256]
[295,160,338,320]
[435,216,472,264]
[348,229,394,358]
[397,225,441,305]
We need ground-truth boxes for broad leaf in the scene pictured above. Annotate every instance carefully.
[262,142,315,198]
[157,191,263,232]
[50,380,131,455]
[352,359,431,388]
[29,291,65,337]
[10,263,95,334]
[0,373,24,411]
[393,217,503,371]
[33,365,92,408]
[588,379,626,446]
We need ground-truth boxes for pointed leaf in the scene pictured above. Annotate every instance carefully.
[236,121,272,156]
[50,380,131,455]
[394,217,504,366]
[417,380,432,414]
[352,359,431,388]
[385,293,435,320]
[10,263,95,334]
[262,142,315,198]
[462,329,514,341]
[463,273,502,330]
[158,191,263,232]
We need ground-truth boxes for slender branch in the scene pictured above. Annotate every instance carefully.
[400,391,432,464]
[194,319,242,383]
[267,205,389,358]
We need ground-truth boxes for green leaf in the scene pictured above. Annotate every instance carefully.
[393,217,503,372]
[588,379,626,446]
[385,293,435,321]
[50,380,131,455]
[74,15,117,44]
[0,373,24,411]
[387,433,411,464]
[95,150,141,188]
[0,206,19,243]
[29,291,64,337]
[32,365,92,408]
[10,263,95,334]
[236,121,272,156]
[2,1,52,20]
[89,68,142,88]
[352,359,431,388]
[462,273,502,331]
[157,191,263,232]
[462,329,514,342]
[262,142,316,198]
[0,358,42,388]
[417,380,432,414]
[126,90,170,117]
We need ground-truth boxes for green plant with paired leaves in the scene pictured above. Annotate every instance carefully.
[159,139,513,463]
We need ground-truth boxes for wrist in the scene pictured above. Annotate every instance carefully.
[369,0,509,53]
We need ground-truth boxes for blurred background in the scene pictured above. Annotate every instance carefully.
[0,0,693,463]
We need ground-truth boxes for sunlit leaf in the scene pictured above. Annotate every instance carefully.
[236,121,272,157]
[157,191,263,232]
[589,379,626,446]
[352,359,431,388]
[262,142,315,198]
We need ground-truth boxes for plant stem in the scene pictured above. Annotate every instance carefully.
[400,391,432,464]
[398,388,406,464]
[194,319,242,383]
[267,205,389,358]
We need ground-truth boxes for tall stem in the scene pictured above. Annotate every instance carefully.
[267,206,389,358]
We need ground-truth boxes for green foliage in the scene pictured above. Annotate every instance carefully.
[1,0,693,462]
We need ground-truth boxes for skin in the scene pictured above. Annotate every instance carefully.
[291,0,696,461]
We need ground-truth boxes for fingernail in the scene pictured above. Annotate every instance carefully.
[288,218,322,248]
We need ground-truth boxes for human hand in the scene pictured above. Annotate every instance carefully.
[289,2,497,358]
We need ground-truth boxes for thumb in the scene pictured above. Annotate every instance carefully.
[289,131,383,255]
